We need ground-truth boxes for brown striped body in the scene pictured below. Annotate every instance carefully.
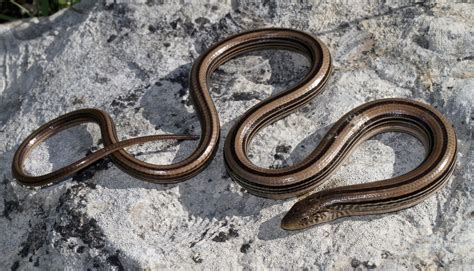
[12,29,457,231]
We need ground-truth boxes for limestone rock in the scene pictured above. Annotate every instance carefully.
[0,1,472,269]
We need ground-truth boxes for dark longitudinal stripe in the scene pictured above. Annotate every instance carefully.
[334,153,456,212]
[12,28,457,231]
[220,31,457,230]
[227,105,438,185]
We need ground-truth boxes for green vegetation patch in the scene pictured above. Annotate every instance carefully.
[0,0,81,23]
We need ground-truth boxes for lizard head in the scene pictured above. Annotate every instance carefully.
[280,195,340,230]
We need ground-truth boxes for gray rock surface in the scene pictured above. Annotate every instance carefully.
[0,0,473,270]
